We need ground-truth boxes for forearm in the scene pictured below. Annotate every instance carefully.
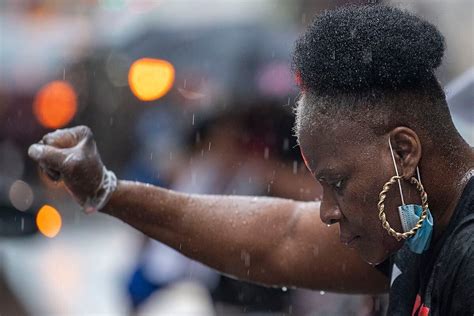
[101,180,302,285]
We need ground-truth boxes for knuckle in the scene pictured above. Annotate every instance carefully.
[78,125,93,140]
[42,131,59,144]
[43,128,69,145]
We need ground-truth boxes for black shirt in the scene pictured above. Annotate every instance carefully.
[381,176,474,315]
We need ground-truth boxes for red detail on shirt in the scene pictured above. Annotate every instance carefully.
[412,294,431,316]
[419,306,430,316]
[412,294,422,316]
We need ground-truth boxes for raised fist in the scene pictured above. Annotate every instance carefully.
[28,125,107,208]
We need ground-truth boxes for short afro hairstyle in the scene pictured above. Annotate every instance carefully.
[292,5,459,147]
[292,5,445,93]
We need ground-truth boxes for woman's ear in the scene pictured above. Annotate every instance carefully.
[389,127,422,179]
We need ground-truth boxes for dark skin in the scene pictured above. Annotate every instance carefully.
[27,96,474,294]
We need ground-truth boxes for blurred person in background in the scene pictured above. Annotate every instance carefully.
[125,103,315,314]
[27,5,474,316]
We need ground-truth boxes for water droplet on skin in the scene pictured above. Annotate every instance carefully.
[241,250,251,267]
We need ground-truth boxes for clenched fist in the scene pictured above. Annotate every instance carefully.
[28,125,116,212]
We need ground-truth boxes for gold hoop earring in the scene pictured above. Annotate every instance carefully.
[377,175,429,241]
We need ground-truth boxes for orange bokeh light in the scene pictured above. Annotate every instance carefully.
[36,204,62,238]
[128,58,175,101]
[33,81,77,129]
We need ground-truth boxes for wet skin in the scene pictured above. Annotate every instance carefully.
[298,118,420,265]
[297,95,474,265]
[27,118,473,292]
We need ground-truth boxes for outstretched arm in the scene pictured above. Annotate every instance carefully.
[104,181,388,293]
[29,126,389,294]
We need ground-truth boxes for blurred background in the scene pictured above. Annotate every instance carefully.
[0,0,472,315]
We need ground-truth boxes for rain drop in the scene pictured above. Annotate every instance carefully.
[283,138,289,151]
[293,161,298,175]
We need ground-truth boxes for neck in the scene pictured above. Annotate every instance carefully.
[421,143,474,241]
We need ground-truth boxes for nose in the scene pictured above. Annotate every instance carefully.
[320,189,343,225]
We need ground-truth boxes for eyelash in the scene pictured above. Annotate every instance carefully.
[332,179,345,192]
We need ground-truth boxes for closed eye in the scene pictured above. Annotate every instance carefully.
[332,179,345,193]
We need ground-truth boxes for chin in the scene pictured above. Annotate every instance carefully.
[357,240,392,266]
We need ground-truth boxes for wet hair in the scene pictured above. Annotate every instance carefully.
[292,5,458,144]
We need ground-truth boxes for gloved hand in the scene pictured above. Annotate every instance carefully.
[28,125,116,213]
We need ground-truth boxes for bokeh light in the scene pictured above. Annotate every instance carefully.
[33,80,78,129]
[36,204,62,238]
[9,180,34,211]
[128,58,175,101]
